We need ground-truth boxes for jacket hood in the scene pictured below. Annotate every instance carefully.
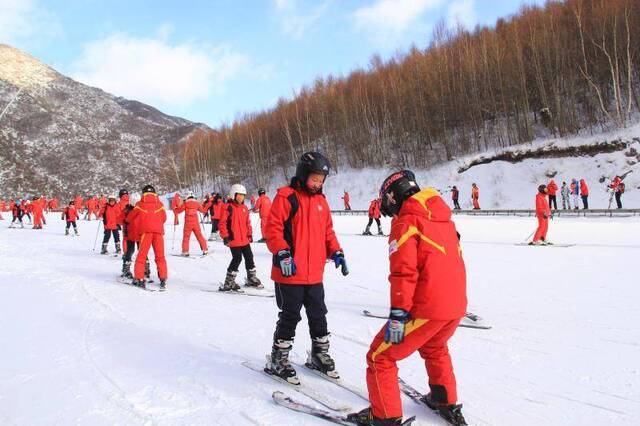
[400,188,452,222]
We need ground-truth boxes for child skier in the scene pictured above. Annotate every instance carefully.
[62,200,79,235]
[363,198,383,235]
[174,191,209,256]
[252,188,272,242]
[218,184,262,290]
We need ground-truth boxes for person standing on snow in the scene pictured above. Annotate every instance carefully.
[208,193,224,241]
[100,195,121,254]
[560,181,571,210]
[171,192,182,225]
[363,198,383,235]
[126,184,168,290]
[530,185,552,245]
[547,179,558,210]
[471,183,480,209]
[342,190,352,210]
[570,178,580,210]
[174,192,209,257]
[252,188,272,243]
[31,195,44,229]
[609,176,625,209]
[349,170,467,426]
[579,179,589,209]
[9,200,24,228]
[218,184,262,290]
[451,185,461,210]
[62,200,79,235]
[264,151,349,385]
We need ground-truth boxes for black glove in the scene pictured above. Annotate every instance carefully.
[223,237,229,246]
[331,250,349,276]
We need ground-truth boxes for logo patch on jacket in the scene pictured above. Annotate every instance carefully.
[389,239,398,255]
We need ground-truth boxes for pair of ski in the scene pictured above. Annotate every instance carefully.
[200,287,274,298]
[363,310,492,330]
[515,242,574,248]
[170,253,210,259]
[116,276,161,292]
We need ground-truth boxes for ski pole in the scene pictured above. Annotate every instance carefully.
[523,228,536,243]
[92,220,102,251]
[171,223,176,251]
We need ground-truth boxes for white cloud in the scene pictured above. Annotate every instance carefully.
[0,0,61,46]
[353,0,443,43]
[70,33,249,108]
[273,0,329,39]
[448,0,477,29]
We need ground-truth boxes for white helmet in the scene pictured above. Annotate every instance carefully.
[229,184,247,198]
[108,194,117,200]
[186,191,195,199]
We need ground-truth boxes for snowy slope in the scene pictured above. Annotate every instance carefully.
[1,213,638,425]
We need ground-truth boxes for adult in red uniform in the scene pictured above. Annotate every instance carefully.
[219,184,262,290]
[74,195,84,215]
[174,192,209,256]
[100,195,121,254]
[580,179,589,209]
[32,195,44,229]
[62,200,79,235]
[0,199,5,220]
[609,176,625,209]
[349,170,467,426]
[127,184,168,290]
[264,152,348,384]
[471,183,480,209]
[547,179,558,210]
[342,190,351,210]
[451,186,461,210]
[252,188,272,242]
[363,198,383,235]
[531,184,551,245]
[171,193,182,225]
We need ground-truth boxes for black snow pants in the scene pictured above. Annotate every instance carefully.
[273,283,328,341]
[227,244,255,272]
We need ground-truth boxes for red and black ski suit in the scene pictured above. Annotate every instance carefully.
[366,188,467,420]
[219,200,255,273]
[265,184,342,341]
[127,192,167,281]
[62,205,78,231]
[174,198,208,253]
[101,202,120,246]
[252,194,272,239]
[533,192,551,242]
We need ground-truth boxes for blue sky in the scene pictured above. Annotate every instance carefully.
[1,0,543,127]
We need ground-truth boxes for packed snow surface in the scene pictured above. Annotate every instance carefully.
[1,212,639,425]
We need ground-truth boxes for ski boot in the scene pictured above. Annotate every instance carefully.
[121,261,133,279]
[202,250,208,256]
[159,279,166,291]
[377,225,384,236]
[65,228,69,236]
[144,260,151,281]
[347,407,404,425]
[265,339,299,385]
[20,222,24,228]
[528,240,542,246]
[245,268,263,289]
[542,239,553,245]
[306,334,339,379]
[362,225,372,236]
[133,278,146,289]
[100,243,108,254]
[115,242,122,254]
[181,252,190,257]
[219,271,241,291]
[74,229,79,236]
[421,392,468,426]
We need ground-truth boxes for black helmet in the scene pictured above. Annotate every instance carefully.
[258,188,266,195]
[538,184,547,193]
[142,184,156,194]
[118,188,129,198]
[379,170,420,217]
[295,152,331,184]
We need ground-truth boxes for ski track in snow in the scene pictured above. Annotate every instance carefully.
[1,213,639,425]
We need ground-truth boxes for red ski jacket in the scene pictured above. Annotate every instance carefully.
[175,198,208,226]
[547,180,558,196]
[387,188,467,319]
[471,186,479,200]
[253,194,272,219]
[171,193,181,210]
[102,203,119,230]
[368,199,381,219]
[128,193,167,235]
[580,179,589,196]
[266,185,341,285]
[212,199,224,220]
[535,192,551,218]
[219,201,252,248]
[62,206,78,221]
[120,206,140,241]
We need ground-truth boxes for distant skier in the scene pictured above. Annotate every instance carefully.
[250,194,256,210]
[560,181,571,209]
[471,183,480,209]
[126,184,168,290]
[62,200,79,236]
[32,195,44,229]
[570,178,580,210]
[363,198,383,235]
[174,191,209,256]
[219,184,262,290]
[84,196,98,220]
[171,192,182,225]
[9,200,24,228]
[530,185,552,245]
[609,176,625,209]
[100,195,121,254]
[580,179,589,209]
[349,170,467,426]
[252,188,272,243]
[342,190,351,210]
[451,185,461,210]
[0,199,4,220]
[209,193,223,241]
[547,179,558,210]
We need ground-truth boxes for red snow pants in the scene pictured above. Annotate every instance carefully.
[366,318,460,419]
[135,233,167,280]
[533,216,549,242]
[182,223,207,253]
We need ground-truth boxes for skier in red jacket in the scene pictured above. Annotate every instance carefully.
[219,184,262,290]
[531,184,552,245]
[252,188,272,242]
[32,195,45,229]
[171,192,182,225]
[126,185,168,290]
[208,193,224,241]
[342,190,351,210]
[363,198,383,235]
[100,195,121,254]
[264,152,348,385]
[349,170,467,426]
[174,192,209,256]
[62,200,79,235]
[580,179,589,209]
[547,179,558,210]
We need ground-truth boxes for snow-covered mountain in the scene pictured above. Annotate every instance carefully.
[0,44,209,198]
